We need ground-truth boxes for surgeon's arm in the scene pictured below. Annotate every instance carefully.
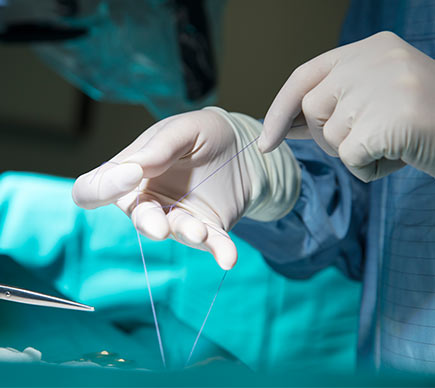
[233,139,369,280]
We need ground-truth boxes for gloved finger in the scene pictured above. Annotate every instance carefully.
[109,116,177,162]
[301,77,339,156]
[284,112,311,139]
[203,224,238,270]
[168,208,208,245]
[260,48,340,153]
[322,104,353,157]
[401,131,435,177]
[122,112,203,179]
[72,117,175,210]
[338,129,373,171]
[339,129,406,182]
[128,198,170,240]
[345,159,406,182]
[72,162,144,209]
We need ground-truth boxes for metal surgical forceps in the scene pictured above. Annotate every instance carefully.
[0,284,94,312]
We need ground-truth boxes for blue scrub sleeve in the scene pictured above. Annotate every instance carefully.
[233,139,369,280]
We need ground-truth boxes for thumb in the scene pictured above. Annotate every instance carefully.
[72,162,144,209]
[72,112,202,210]
[260,48,340,153]
[72,116,178,210]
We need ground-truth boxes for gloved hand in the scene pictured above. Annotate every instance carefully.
[0,347,42,363]
[72,107,300,269]
[259,31,435,182]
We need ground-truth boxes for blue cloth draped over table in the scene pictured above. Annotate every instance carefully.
[0,171,360,371]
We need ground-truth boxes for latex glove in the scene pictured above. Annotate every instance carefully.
[72,107,300,270]
[0,347,42,363]
[259,31,435,182]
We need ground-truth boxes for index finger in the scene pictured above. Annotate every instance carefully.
[72,162,144,209]
[72,117,175,209]
[260,49,340,152]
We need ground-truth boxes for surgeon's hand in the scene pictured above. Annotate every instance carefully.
[259,31,435,182]
[73,107,300,269]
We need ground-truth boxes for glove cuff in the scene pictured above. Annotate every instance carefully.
[204,107,301,222]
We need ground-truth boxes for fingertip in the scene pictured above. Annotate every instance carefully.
[168,209,208,246]
[133,203,170,241]
[142,224,170,241]
[257,136,266,153]
[257,135,276,153]
[203,226,238,270]
[72,176,91,209]
[218,254,237,271]
[215,241,238,270]
[172,226,208,247]
[338,138,371,168]
[137,221,170,241]
[338,138,377,183]
[185,222,208,245]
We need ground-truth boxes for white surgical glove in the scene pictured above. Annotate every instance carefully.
[259,31,435,182]
[73,107,300,269]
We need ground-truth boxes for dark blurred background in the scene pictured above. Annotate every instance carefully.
[0,0,349,178]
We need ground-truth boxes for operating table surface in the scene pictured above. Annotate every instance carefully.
[0,256,162,370]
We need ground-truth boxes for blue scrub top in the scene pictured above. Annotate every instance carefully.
[234,0,435,373]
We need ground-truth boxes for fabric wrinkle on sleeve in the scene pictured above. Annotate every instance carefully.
[233,139,369,280]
